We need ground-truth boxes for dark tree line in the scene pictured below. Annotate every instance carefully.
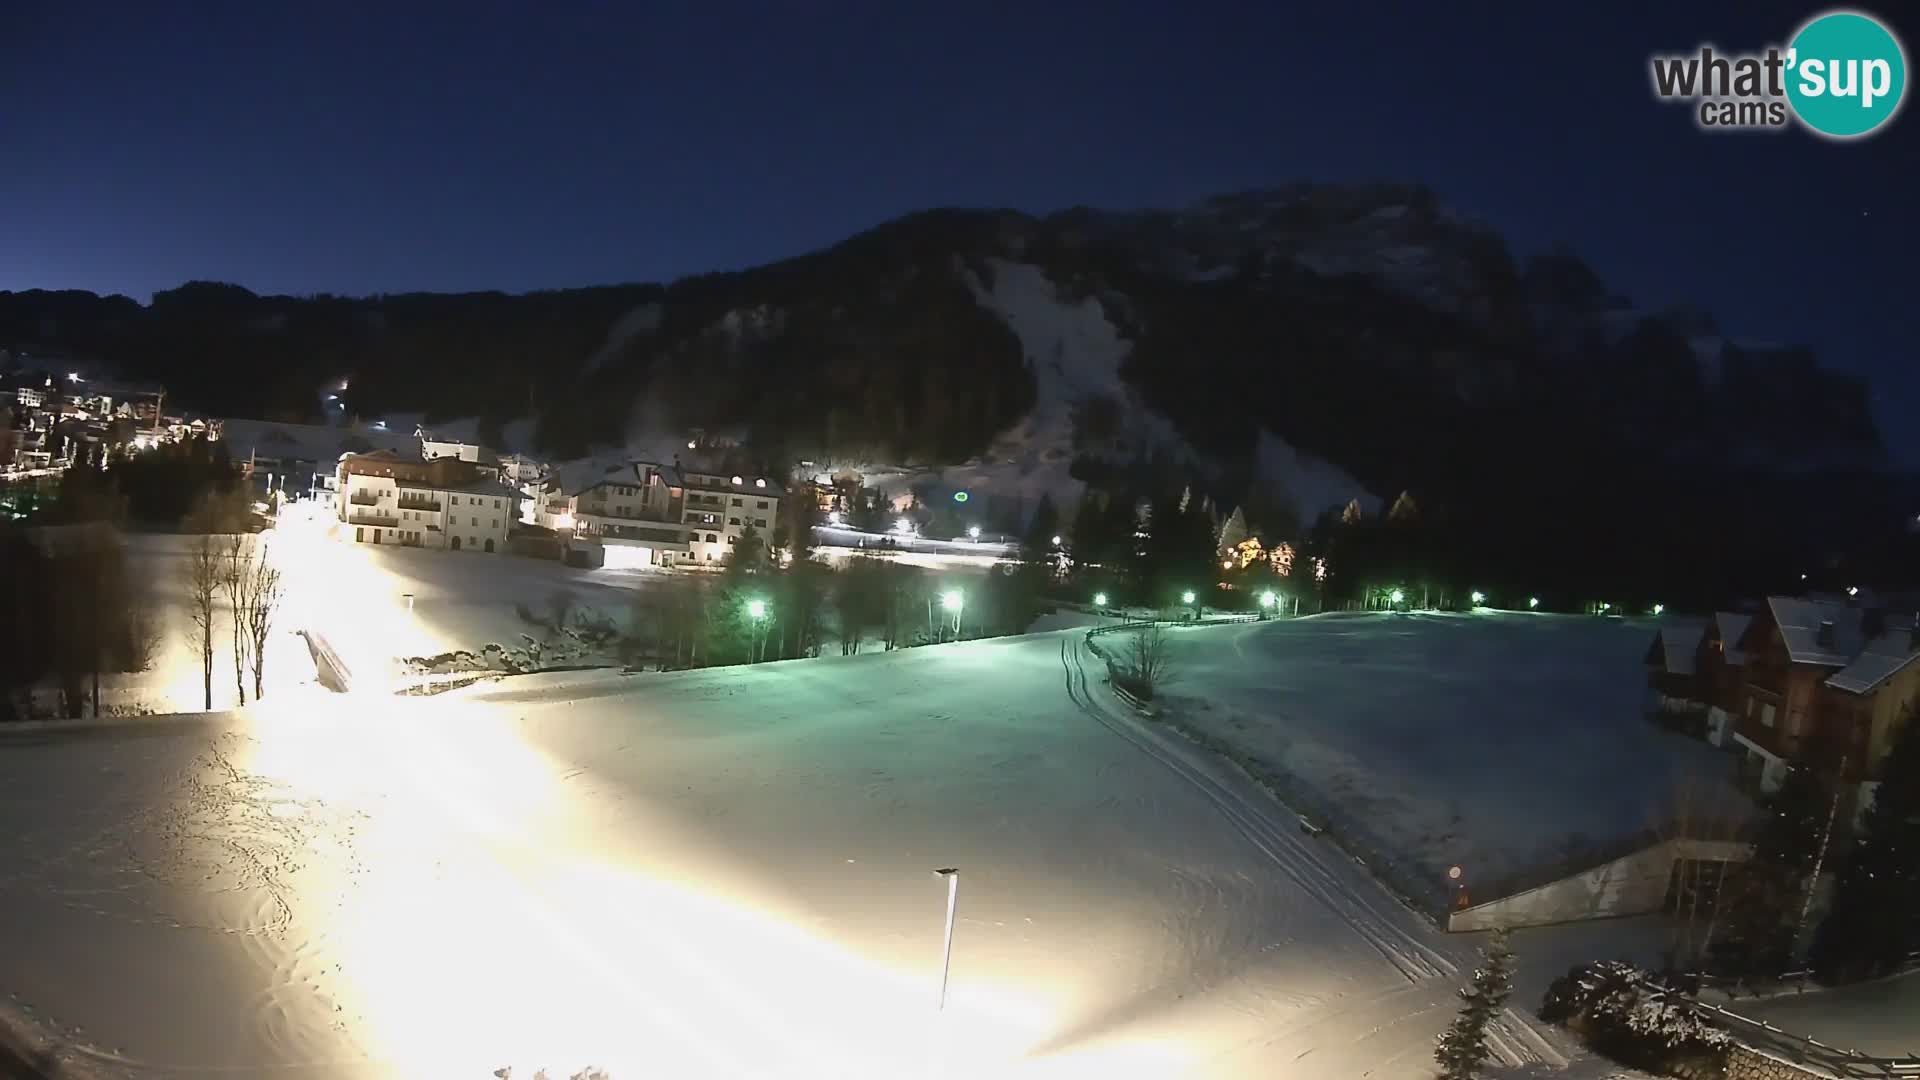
[0,523,157,721]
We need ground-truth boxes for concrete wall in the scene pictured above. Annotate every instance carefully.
[1448,838,1751,932]
[1724,1044,1826,1079]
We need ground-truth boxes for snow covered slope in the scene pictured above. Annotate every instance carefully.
[0,629,1600,1079]
[937,257,1374,525]
[1133,613,1751,909]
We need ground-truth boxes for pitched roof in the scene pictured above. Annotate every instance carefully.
[1751,596,1920,694]
[219,418,421,463]
[1714,612,1752,665]
[1764,596,1868,667]
[1825,628,1920,695]
[1650,625,1703,675]
[546,456,683,497]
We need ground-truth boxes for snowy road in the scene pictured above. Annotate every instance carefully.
[0,627,1578,1078]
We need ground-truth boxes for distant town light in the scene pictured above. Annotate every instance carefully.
[1051,535,1062,546]
[1259,590,1277,609]
[1848,585,1860,597]
[941,589,964,613]
[1470,590,1486,605]
[1599,602,1611,612]
[1528,597,1540,609]
[1800,573,1809,580]
[747,598,768,620]
[66,372,81,383]
[1653,603,1665,615]
[1181,590,1197,605]
[687,440,696,449]
[967,525,981,539]
[1093,592,1109,607]
[1222,558,1233,569]
[1389,588,1405,605]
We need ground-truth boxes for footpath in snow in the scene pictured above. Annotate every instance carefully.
[0,628,1600,1079]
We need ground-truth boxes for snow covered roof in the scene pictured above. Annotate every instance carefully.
[1714,612,1751,665]
[680,469,785,498]
[546,456,684,497]
[220,418,421,464]
[441,477,523,501]
[1764,597,1873,667]
[1825,629,1920,695]
[1648,626,1702,675]
[1750,597,1919,693]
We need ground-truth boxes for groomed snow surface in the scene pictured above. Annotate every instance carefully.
[1140,613,1748,909]
[0,623,1646,1079]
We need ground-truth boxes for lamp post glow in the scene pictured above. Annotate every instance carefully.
[933,868,960,1010]
[1652,603,1665,616]
[1258,590,1276,618]
[967,525,980,539]
[1389,588,1404,606]
[1051,535,1062,546]
[1470,590,1486,606]
[1528,596,1539,609]
[1181,590,1196,605]
[942,589,964,639]
[1093,591,1108,608]
[747,598,769,662]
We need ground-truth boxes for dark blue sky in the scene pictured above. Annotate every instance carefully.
[3,2,1914,449]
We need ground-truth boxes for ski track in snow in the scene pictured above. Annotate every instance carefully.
[0,623,1595,1078]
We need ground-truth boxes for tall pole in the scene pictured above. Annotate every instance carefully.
[1794,753,1847,959]
[934,867,959,1010]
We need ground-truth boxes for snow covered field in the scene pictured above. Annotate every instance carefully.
[0,629,1618,1079]
[1740,971,1920,1058]
[1134,613,1750,909]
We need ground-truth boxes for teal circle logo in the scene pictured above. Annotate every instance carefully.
[1786,11,1907,138]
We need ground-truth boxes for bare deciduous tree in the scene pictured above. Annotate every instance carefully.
[1125,625,1176,696]
[242,543,283,701]
[221,535,250,706]
[187,535,221,710]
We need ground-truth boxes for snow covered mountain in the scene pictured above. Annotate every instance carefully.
[1,184,1887,537]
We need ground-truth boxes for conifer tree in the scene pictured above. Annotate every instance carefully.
[1435,927,1515,1080]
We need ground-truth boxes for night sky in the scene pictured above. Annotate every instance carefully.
[3,2,1914,451]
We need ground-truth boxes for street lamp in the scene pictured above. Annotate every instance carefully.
[1181,590,1196,605]
[1528,596,1540,609]
[1389,587,1405,606]
[1258,590,1277,618]
[747,598,769,662]
[1093,591,1108,608]
[1470,590,1486,606]
[942,589,964,638]
[933,868,960,1010]
[1652,603,1665,616]
[967,525,981,539]
[1051,535,1062,546]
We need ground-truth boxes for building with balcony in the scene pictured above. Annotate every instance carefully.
[535,458,787,568]
[537,457,692,568]
[335,449,518,553]
[679,468,784,565]
[1727,597,1920,802]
